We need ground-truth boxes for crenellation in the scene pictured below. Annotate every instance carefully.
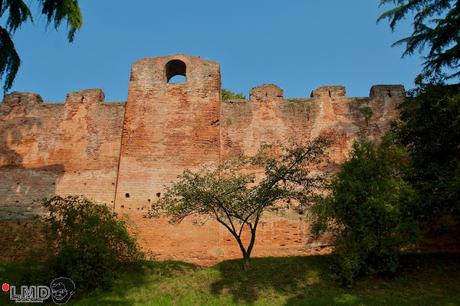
[3,92,43,107]
[65,88,105,105]
[370,84,405,99]
[249,84,284,102]
[310,85,346,99]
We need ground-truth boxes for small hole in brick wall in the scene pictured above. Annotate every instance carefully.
[166,59,186,84]
[148,199,151,202]
[125,193,130,198]
[121,205,125,208]
[156,192,161,198]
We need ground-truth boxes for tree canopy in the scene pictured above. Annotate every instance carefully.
[311,136,421,285]
[0,0,83,92]
[394,83,460,220]
[378,0,460,81]
[148,137,331,271]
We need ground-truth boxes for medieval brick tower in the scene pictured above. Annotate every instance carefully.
[115,55,221,209]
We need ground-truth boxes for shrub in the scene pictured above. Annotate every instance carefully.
[311,136,421,285]
[35,196,142,291]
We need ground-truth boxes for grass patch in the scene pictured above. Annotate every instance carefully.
[1,253,459,305]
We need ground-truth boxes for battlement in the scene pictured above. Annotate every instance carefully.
[2,82,405,108]
[1,54,405,111]
[65,88,105,104]
[370,85,405,99]
[2,92,44,112]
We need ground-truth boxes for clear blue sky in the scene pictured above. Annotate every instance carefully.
[8,0,422,101]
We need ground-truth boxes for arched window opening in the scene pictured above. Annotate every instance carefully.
[166,59,186,84]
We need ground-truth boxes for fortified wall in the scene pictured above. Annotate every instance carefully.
[0,55,405,264]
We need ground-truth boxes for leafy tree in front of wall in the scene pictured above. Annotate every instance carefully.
[0,0,83,92]
[311,136,421,285]
[378,0,460,81]
[28,195,143,292]
[147,137,330,271]
[394,83,460,221]
[222,89,246,100]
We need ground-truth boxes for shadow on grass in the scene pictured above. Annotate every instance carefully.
[70,260,199,306]
[210,253,460,305]
[210,255,338,304]
[0,260,199,306]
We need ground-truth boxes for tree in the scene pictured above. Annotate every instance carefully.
[0,0,83,92]
[222,88,246,100]
[311,136,421,285]
[147,137,330,271]
[378,0,460,81]
[393,83,460,221]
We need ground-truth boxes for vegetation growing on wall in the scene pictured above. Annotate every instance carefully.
[222,89,246,100]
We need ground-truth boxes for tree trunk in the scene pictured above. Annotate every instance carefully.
[242,255,251,271]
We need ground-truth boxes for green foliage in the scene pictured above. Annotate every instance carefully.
[37,195,143,291]
[311,137,421,285]
[222,88,246,100]
[394,83,460,221]
[148,137,331,270]
[378,0,460,81]
[41,0,83,42]
[0,0,83,92]
[0,27,20,92]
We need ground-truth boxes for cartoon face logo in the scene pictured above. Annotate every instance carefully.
[50,277,76,305]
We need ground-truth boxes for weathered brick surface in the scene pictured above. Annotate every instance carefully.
[0,89,124,218]
[115,55,221,209]
[0,55,404,264]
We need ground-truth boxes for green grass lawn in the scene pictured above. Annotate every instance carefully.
[1,253,460,305]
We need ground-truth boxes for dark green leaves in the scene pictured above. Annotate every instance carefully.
[395,84,460,219]
[41,0,82,42]
[1,0,32,33]
[378,0,460,80]
[311,137,421,285]
[0,0,83,92]
[0,26,20,92]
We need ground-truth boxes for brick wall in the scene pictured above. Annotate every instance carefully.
[0,54,405,264]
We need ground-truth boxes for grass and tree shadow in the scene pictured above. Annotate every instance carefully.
[2,253,460,305]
